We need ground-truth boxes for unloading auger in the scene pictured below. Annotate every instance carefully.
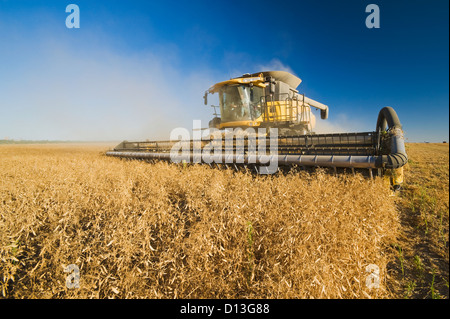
[106,71,408,188]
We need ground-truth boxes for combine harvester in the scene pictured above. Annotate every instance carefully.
[106,71,408,188]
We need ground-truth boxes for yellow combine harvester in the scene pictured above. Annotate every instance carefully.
[205,71,328,135]
[106,71,408,188]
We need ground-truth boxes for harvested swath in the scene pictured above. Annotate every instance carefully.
[0,144,398,298]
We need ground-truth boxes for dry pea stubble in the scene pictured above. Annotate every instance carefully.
[0,145,398,298]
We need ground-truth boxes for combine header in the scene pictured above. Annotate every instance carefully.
[106,71,408,188]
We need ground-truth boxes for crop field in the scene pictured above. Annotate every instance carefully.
[388,143,449,298]
[0,143,448,299]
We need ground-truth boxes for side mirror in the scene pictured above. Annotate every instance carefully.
[203,92,208,105]
[320,107,329,120]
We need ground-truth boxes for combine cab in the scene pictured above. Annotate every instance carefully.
[106,71,408,188]
[205,71,328,135]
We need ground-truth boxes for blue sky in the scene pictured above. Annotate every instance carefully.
[0,0,448,142]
